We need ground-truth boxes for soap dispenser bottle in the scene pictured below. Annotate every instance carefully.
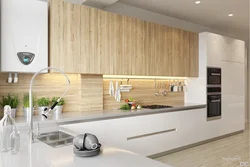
[0,105,15,152]
[9,126,20,155]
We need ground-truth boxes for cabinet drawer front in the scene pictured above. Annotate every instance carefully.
[126,129,179,156]
[127,128,176,141]
[106,112,180,138]
[105,112,180,152]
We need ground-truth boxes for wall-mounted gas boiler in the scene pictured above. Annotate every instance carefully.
[0,0,48,73]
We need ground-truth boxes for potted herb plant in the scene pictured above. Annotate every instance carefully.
[51,97,65,115]
[0,110,3,119]
[37,97,50,115]
[0,94,19,118]
[23,94,36,117]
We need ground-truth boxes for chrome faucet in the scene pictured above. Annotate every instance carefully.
[28,67,70,143]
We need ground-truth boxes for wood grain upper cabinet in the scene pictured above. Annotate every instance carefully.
[171,28,185,76]
[170,29,198,77]
[49,0,199,77]
[188,32,199,77]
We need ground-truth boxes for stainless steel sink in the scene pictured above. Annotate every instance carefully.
[37,131,74,148]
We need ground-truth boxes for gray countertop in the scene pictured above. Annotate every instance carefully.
[15,103,206,127]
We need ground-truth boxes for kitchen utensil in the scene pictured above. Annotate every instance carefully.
[118,89,121,102]
[108,81,115,97]
[154,80,159,96]
[162,83,167,96]
[159,82,163,96]
[73,133,101,157]
[73,133,101,151]
[115,81,118,101]
[120,79,133,93]
[114,81,121,102]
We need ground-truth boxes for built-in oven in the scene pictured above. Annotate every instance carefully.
[207,67,221,85]
[207,94,221,118]
[207,87,221,119]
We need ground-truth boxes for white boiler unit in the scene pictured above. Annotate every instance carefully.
[0,0,48,73]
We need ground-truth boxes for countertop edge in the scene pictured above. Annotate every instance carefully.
[58,104,207,125]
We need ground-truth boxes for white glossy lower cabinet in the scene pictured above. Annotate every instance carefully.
[177,108,207,147]
[63,107,244,157]
[105,112,180,156]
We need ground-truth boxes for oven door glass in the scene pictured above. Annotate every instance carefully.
[207,75,221,85]
[207,95,221,117]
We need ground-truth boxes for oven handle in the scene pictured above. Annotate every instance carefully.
[207,92,221,95]
[211,73,221,76]
[210,99,221,102]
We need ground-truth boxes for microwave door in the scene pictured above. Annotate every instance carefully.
[207,67,221,85]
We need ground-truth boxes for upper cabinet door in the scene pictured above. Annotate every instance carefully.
[49,0,199,77]
[171,28,185,76]
[207,33,245,66]
[154,24,172,76]
[99,10,124,75]
[188,32,199,77]
[170,29,198,77]
[221,37,245,63]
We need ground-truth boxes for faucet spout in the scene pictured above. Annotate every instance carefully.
[28,67,70,143]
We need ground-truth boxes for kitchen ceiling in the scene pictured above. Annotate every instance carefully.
[118,0,249,41]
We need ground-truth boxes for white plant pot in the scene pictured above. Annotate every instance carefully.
[10,108,17,118]
[23,108,34,117]
[38,106,49,115]
[54,105,63,115]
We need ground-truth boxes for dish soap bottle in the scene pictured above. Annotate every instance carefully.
[0,105,15,152]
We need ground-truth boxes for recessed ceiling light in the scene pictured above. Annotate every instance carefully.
[228,14,234,17]
[195,1,201,4]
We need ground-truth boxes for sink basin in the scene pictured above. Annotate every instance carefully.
[37,131,74,148]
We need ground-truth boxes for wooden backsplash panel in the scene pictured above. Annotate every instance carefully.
[0,72,184,116]
[0,73,81,116]
[0,73,104,116]
[81,75,103,112]
[103,79,184,110]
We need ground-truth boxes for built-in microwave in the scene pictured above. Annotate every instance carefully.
[207,67,221,85]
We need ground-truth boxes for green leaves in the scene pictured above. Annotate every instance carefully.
[23,96,65,108]
[37,97,50,107]
[52,97,65,106]
[0,94,19,108]
[23,94,36,108]
[120,104,130,110]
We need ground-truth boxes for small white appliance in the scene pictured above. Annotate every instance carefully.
[0,0,48,73]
